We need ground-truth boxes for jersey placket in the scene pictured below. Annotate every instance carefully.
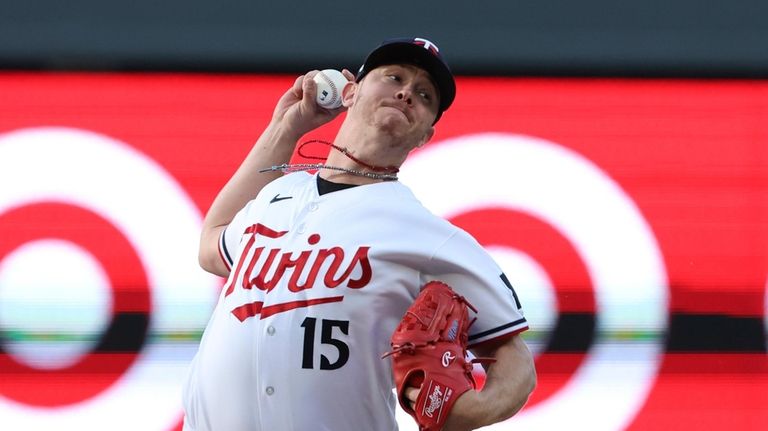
[254,196,321,430]
[254,313,287,430]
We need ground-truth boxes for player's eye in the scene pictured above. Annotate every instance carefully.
[418,91,432,101]
[387,74,401,82]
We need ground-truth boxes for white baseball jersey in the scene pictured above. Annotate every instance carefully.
[182,172,528,431]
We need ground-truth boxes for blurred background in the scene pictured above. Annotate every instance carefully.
[0,1,766,430]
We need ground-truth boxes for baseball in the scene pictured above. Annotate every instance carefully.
[312,69,347,109]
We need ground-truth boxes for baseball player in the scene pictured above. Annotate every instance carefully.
[183,38,536,431]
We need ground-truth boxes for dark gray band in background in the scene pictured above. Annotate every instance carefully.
[1,0,766,77]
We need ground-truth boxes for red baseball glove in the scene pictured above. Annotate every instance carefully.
[383,281,486,431]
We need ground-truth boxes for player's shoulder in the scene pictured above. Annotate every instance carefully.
[377,181,460,231]
[256,172,314,200]
[391,182,490,243]
[233,172,314,217]
[376,181,432,212]
[263,171,314,191]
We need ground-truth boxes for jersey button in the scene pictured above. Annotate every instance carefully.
[266,326,276,335]
[309,202,319,212]
[265,386,275,395]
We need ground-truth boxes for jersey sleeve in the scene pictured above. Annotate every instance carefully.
[424,229,528,348]
[216,172,309,271]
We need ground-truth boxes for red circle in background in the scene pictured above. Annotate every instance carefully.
[450,208,596,407]
[0,202,151,407]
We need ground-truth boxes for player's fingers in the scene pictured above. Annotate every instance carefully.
[301,70,320,105]
[290,74,304,95]
[302,70,320,94]
[341,68,355,82]
[404,386,420,410]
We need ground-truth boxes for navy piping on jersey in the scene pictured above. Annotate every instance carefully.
[468,318,528,342]
[220,225,233,267]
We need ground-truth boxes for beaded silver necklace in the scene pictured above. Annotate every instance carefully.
[259,163,398,181]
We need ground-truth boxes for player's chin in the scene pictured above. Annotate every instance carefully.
[375,115,413,137]
[379,127,423,151]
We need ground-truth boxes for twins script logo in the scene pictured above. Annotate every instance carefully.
[224,223,372,321]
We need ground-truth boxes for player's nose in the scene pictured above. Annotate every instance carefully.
[396,89,413,105]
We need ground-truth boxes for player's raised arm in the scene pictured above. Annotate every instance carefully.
[198,69,355,277]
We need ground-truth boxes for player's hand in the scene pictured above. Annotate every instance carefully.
[271,69,355,138]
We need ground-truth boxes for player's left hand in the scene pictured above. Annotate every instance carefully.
[404,385,420,410]
[386,282,482,430]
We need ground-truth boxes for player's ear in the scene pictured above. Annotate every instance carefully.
[341,80,357,108]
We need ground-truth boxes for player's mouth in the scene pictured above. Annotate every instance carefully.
[381,102,412,123]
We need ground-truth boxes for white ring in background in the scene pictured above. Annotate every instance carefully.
[0,239,112,369]
[0,127,219,431]
[400,133,668,431]
[485,247,556,355]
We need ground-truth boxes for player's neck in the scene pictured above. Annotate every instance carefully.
[318,151,390,185]
[321,128,404,184]
[338,123,408,156]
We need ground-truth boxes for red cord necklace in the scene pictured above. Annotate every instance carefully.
[298,140,400,174]
[257,140,399,181]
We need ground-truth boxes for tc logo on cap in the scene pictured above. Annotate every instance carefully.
[413,38,440,56]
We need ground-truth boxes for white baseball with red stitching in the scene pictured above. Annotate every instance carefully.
[312,69,346,109]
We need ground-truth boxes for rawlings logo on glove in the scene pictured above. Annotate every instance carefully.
[382,281,486,431]
[441,351,456,367]
[424,382,450,418]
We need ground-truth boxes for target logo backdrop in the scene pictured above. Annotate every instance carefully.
[0,127,220,429]
[0,74,767,430]
[400,133,667,430]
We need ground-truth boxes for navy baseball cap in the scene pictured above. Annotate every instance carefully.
[356,37,456,123]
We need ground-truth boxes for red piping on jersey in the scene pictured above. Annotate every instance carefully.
[231,296,344,322]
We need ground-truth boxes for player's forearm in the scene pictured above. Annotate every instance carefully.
[480,335,536,423]
[203,121,299,228]
[463,335,536,429]
[199,120,300,273]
